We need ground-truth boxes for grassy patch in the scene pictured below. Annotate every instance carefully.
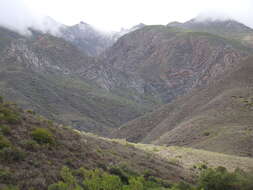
[31,128,55,145]
[0,135,11,149]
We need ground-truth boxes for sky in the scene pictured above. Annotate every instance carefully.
[1,0,253,33]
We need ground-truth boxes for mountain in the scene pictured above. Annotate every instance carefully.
[1,21,251,136]
[167,18,253,48]
[1,17,253,189]
[0,27,156,136]
[60,22,115,56]
[115,23,146,37]
[100,25,250,103]
[112,56,253,157]
[60,22,145,56]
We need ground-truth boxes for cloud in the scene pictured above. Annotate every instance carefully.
[1,0,253,34]
[0,0,61,35]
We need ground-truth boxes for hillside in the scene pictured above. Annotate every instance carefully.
[0,28,156,136]
[101,25,250,103]
[0,98,193,190]
[167,19,253,48]
[60,22,115,56]
[113,56,253,157]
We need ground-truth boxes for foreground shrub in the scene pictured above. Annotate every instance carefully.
[0,106,21,124]
[83,169,123,190]
[31,128,55,145]
[197,166,252,190]
[0,168,12,183]
[48,166,82,190]
[0,125,11,135]
[21,139,40,151]
[0,147,26,162]
[2,185,19,190]
[0,135,11,149]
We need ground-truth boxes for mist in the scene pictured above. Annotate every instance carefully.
[1,0,253,35]
[0,0,62,36]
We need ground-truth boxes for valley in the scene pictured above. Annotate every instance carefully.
[0,17,253,190]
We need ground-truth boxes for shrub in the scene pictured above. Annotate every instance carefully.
[0,135,11,149]
[21,139,40,151]
[197,167,237,190]
[109,166,129,184]
[48,166,82,190]
[203,132,210,136]
[0,147,26,162]
[31,128,55,145]
[0,106,21,124]
[83,169,123,190]
[123,176,144,190]
[26,110,36,115]
[0,125,11,135]
[2,185,19,190]
[0,168,12,183]
[0,96,3,104]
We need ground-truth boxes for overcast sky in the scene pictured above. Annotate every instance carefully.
[1,0,253,33]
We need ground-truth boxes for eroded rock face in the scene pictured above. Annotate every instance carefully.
[100,26,249,103]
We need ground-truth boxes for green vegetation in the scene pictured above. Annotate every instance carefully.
[0,135,11,149]
[0,168,12,183]
[0,96,3,104]
[0,147,26,162]
[1,185,19,190]
[0,125,11,135]
[48,166,172,190]
[31,128,55,145]
[0,104,21,124]
[47,166,253,190]
[197,167,253,190]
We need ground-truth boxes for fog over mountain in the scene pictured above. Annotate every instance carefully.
[1,0,253,35]
[0,0,63,35]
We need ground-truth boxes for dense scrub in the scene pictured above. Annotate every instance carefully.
[46,166,253,190]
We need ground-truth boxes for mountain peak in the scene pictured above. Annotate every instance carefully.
[167,18,253,36]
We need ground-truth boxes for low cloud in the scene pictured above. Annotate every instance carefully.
[0,0,62,36]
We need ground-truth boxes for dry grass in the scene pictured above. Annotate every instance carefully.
[132,143,253,172]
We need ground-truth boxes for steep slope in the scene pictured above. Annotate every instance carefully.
[61,22,146,56]
[168,19,253,48]
[113,56,253,157]
[61,22,115,56]
[101,25,250,103]
[0,28,154,136]
[0,98,191,190]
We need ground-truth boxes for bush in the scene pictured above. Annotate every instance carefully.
[198,167,238,190]
[0,96,3,104]
[109,166,129,184]
[0,135,11,149]
[83,169,123,190]
[0,168,12,183]
[0,125,11,135]
[31,128,55,145]
[0,147,26,162]
[2,185,19,190]
[48,166,82,190]
[203,132,210,136]
[21,140,39,151]
[26,110,36,115]
[0,106,21,124]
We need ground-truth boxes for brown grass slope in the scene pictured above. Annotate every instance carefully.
[113,56,253,157]
[0,99,192,190]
